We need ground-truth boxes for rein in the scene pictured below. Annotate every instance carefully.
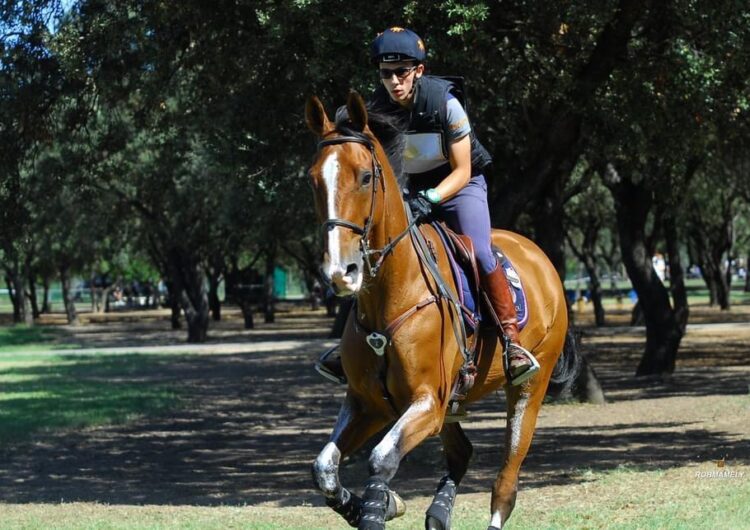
[317,133,419,277]
[316,131,473,409]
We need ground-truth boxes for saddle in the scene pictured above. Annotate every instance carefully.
[425,221,530,409]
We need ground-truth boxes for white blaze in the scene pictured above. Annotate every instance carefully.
[322,152,341,272]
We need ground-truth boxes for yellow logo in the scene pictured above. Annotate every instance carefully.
[417,39,425,51]
[390,27,405,32]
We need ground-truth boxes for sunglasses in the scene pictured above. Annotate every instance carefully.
[378,66,416,80]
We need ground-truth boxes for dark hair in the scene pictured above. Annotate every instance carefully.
[334,105,408,188]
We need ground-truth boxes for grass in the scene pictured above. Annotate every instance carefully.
[0,325,75,353]
[0,352,182,446]
[0,465,747,529]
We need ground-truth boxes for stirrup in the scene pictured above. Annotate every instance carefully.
[444,401,468,424]
[508,345,540,386]
[314,345,347,385]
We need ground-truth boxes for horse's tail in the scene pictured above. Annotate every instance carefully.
[545,327,606,404]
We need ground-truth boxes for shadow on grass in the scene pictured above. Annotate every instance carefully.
[0,337,747,507]
[0,325,63,348]
[0,354,181,446]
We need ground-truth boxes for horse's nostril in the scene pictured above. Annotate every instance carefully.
[345,263,358,275]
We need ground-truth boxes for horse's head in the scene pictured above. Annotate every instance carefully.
[306,91,384,296]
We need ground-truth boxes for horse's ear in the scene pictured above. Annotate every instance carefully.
[305,96,333,136]
[346,90,368,132]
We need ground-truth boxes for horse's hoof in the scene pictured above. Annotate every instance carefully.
[426,514,445,530]
[385,490,406,520]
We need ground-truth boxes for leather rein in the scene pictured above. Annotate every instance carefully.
[316,132,473,405]
[317,133,419,278]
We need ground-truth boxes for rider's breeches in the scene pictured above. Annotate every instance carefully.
[436,174,496,275]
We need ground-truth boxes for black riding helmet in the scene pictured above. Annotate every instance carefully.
[370,27,426,64]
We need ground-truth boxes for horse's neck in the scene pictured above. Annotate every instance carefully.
[357,168,425,323]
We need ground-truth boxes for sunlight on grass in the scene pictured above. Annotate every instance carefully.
[0,353,182,446]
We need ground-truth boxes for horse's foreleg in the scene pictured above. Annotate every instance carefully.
[487,380,547,530]
[313,393,388,528]
[425,422,473,530]
[359,393,442,530]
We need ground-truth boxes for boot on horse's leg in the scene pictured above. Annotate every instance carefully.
[481,264,540,386]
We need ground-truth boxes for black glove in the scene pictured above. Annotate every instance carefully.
[408,195,433,221]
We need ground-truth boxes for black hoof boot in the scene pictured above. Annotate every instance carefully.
[326,488,362,528]
[358,478,389,530]
[425,476,457,530]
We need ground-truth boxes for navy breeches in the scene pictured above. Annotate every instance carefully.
[410,174,497,276]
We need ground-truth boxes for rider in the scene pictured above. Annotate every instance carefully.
[316,27,539,386]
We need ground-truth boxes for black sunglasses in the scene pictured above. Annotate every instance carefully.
[378,66,416,80]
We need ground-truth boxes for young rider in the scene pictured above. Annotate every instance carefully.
[317,27,539,386]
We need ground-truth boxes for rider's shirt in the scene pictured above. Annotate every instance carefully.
[403,94,471,175]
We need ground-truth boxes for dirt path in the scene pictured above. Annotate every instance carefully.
[0,307,748,508]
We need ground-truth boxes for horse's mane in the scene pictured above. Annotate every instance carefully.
[334,105,408,188]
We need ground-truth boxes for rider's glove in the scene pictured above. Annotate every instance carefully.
[408,188,442,221]
[408,195,433,221]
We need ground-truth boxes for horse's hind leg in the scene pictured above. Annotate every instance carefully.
[425,422,473,530]
[487,378,548,530]
[313,393,388,527]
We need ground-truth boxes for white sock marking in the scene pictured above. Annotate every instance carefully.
[510,393,529,455]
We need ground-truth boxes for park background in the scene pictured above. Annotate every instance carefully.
[1,1,749,529]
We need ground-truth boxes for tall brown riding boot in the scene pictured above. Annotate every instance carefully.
[481,263,540,385]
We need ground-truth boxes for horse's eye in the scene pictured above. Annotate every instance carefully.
[361,170,373,186]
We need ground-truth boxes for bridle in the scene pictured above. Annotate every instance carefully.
[316,132,417,278]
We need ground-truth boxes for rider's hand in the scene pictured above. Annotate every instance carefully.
[408,195,433,221]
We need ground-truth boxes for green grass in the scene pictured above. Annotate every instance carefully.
[0,353,182,446]
[0,325,61,349]
[0,465,747,529]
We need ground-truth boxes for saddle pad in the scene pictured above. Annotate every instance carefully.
[431,224,479,331]
[493,247,529,331]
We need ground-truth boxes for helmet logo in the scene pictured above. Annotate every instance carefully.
[417,39,425,51]
[390,27,405,32]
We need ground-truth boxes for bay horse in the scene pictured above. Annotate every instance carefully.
[306,91,571,530]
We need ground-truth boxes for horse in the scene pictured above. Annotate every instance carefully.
[305,91,571,530]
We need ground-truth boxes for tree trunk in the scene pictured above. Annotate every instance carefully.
[164,280,181,329]
[168,248,209,343]
[608,168,684,377]
[26,261,40,320]
[586,259,606,327]
[263,247,276,324]
[208,269,222,321]
[60,265,79,325]
[4,271,20,322]
[41,276,51,313]
[568,226,606,327]
[746,251,750,292]
[240,300,255,329]
[8,262,32,325]
[532,177,568,280]
[89,272,99,313]
[664,214,689,331]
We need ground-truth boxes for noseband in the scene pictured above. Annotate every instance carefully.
[317,132,416,278]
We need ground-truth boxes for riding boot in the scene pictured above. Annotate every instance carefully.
[315,346,347,385]
[481,263,540,385]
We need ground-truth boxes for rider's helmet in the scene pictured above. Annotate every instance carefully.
[370,27,426,64]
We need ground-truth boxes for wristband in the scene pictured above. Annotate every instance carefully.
[422,188,442,204]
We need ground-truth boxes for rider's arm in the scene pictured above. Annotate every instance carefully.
[433,134,471,202]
